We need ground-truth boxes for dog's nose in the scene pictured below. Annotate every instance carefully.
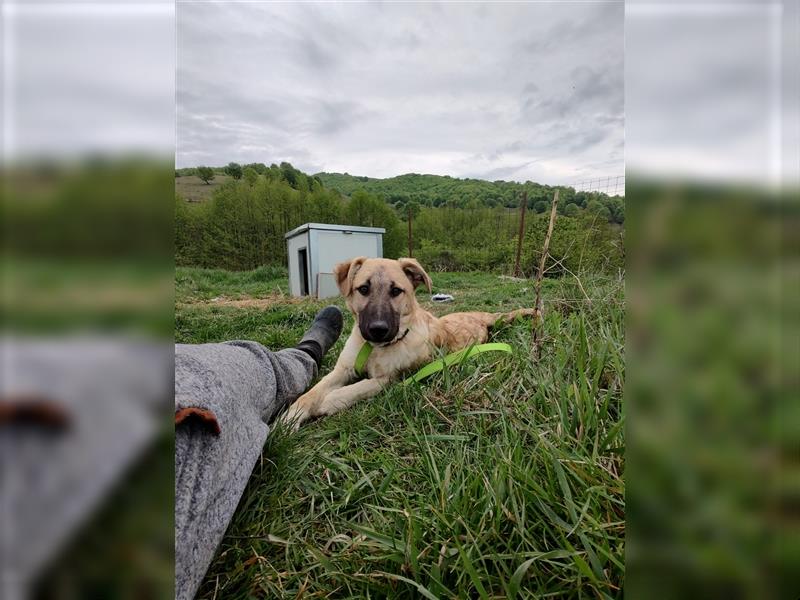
[367,321,390,341]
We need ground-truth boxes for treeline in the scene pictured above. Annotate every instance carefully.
[316,171,625,224]
[176,163,624,274]
[177,161,324,192]
[178,164,625,225]
[412,206,623,275]
[176,178,405,271]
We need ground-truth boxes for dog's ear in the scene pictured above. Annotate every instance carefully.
[398,258,432,293]
[334,257,367,296]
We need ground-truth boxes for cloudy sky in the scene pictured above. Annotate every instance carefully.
[177,1,624,186]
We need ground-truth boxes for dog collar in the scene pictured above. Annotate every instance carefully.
[353,328,410,378]
[383,328,410,348]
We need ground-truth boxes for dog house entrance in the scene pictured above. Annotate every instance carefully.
[298,248,309,296]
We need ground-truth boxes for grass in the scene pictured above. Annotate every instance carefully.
[175,174,233,202]
[176,264,290,302]
[175,267,625,599]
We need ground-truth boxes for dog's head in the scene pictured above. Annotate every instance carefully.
[334,257,432,344]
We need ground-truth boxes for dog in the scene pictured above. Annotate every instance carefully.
[281,257,536,430]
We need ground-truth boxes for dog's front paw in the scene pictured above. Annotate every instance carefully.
[278,403,308,432]
[278,392,318,432]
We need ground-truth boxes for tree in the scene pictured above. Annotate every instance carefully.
[280,162,299,187]
[243,167,259,187]
[586,199,612,221]
[197,166,215,185]
[245,162,267,174]
[563,202,580,217]
[224,162,243,180]
[345,190,404,258]
[558,187,575,207]
[602,197,625,224]
[534,200,548,214]
[279,162,310,190]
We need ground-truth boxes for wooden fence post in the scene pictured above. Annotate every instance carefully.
[533,189,559,356]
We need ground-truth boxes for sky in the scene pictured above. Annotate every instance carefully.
[176,2,624,186]
[3,1,793,189]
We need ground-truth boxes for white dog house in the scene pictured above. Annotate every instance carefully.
[285,223,385,299]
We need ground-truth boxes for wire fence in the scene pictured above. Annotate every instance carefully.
[573,175,625,197]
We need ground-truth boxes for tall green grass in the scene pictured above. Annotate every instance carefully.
[176,268,624,598]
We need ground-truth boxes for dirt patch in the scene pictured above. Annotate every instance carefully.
[178,294,309,309]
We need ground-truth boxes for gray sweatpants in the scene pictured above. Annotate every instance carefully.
[174,341,316,600]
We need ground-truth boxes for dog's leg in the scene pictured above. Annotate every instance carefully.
[279,366,351,430]
[314,377,391,419]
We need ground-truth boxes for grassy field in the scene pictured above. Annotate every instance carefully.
[175,174,233,202]
[175,267,625,598]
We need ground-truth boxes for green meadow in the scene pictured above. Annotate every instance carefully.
[176,267,625,599]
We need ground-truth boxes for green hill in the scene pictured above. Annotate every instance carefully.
[315,171,623,223]
[175,162,625,273]
[177,164,624,223]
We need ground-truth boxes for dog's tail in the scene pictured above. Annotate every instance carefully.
[491,307,540,325]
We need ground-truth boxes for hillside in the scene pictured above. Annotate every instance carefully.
[175,174,233,203]
[315,172,556,209]
[177,164,623,223]
[316,171,623,221]
[175,162,625,273]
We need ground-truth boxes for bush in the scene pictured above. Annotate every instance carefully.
[243,167,259,187]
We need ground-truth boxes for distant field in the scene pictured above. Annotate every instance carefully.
[175,174,232,202]
[176,267,625,598]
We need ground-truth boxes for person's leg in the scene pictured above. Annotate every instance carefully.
[293,306,344,373]
[174,307,342,600]
[268,306,344,420]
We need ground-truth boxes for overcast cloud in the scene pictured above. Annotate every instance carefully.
[177,1,623,186]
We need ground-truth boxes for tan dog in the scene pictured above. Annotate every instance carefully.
[281,257,536,430]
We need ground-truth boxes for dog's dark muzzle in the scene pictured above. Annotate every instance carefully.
[359,304,399,344]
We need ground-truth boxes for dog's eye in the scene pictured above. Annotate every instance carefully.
[390,287,403,298]
[357,285,370,296]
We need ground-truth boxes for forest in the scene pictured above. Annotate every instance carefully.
[175,162,624,274]
[316,171,624,223]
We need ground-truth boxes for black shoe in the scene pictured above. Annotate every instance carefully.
[295,306,343,367]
